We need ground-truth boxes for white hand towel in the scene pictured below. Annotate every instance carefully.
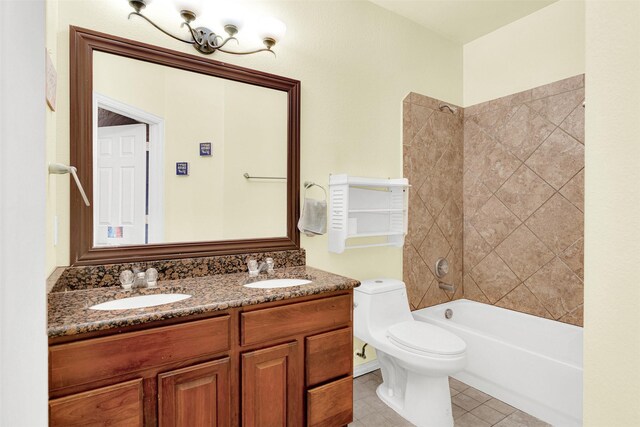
[298,197,327,236]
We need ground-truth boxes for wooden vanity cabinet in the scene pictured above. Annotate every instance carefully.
[48,290,354,427]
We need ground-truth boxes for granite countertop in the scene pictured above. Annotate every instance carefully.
[48,266,359,338]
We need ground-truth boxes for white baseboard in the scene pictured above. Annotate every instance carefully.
[353,359,380,377]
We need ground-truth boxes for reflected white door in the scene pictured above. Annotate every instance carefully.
[94,124,147,246]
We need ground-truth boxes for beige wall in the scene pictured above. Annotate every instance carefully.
[46,0,462,274]
[463,0,585,106]
[584,1,640,425]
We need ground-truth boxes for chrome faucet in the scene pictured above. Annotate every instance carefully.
[247,258,275,276]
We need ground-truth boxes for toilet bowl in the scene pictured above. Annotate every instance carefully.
[354,279,467,427]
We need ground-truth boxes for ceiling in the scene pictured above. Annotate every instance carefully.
[368,0,557,43]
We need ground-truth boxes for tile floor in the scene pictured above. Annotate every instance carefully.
[350,370,551,427]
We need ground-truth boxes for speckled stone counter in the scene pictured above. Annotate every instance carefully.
[51,249,306,292]
[48,266,359,338]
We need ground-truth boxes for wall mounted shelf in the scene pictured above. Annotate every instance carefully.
[328,174,409,253]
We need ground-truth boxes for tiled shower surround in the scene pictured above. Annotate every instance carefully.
[403,93,464,309]
[403,75,584,326]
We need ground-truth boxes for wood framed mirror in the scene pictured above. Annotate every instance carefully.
[70,26,300,265]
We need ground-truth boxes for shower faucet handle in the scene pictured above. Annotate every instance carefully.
[435,258,449,279]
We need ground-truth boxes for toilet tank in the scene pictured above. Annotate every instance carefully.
[353,279,414,342]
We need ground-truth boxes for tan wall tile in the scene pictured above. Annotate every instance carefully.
[524,257,583,319]
[531,74,584,100]
[528,87,585,126]
[559,168,584,212]
[494,225,554,281]
[559,103,585,143]
[495,165,555,221]
[471,196,521,248]
[495,284,553,319]
[525,127,584,190]
[470,252,520,303]
[496,105,556,161]
[525,193,583,255]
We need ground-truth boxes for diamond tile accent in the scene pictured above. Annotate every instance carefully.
[418,224,451,276]
[464,222,492,272]
[495,225,554,281]
[463,274,489,303]
[414,113,449,166]
[418,280,450,309]
[525,128,585,190]
[407,193,433,247]
[471,196,521,248]
[463,173,493,218]
[470,252,520,303]
[559,168,584,212]
[560,304,584,326]
[407,103,433,144]
[464,124,496,177]
[495,165,555,221]
[403,146,428,190]
[470,106,520,137]
[531,74,584,99]
[418,146,459,218]
[405,257,436,308]
[528,87,585,126]
[496,105,556,161]
[526,193,583,255]
[560,237,584,280]
[436,197,463,249]
[559,104,585,144]
[478,141,522,192]
[446,248,463,292]
[495,284,552,319]
[525,257,583,319]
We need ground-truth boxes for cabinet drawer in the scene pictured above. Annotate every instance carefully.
[306,327,352,387]
[50,316,230,391]
[241,295,351,346]
[49,378,143,427]
[307,376,353,427]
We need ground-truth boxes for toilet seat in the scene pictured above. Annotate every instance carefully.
[387,321,466,357]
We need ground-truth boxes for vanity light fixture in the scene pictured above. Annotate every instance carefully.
[127,0,286,56]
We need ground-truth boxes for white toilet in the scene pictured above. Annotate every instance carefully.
[354,279,467,427]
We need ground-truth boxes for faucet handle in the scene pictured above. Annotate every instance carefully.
[247,259,259,277]
[119,270,134,291]
[265,257,274,273]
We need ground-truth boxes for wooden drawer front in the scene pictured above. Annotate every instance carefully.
[50,316,230,391]
[49,378,143,427]
[306,328,352,387]
[307,377,353,427]
[159,358,231,427]
[241,295,351,346]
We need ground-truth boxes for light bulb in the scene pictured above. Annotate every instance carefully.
[173,0,203,21]
[257,17,286,47]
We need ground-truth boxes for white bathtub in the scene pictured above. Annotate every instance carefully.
[413,299,583,427]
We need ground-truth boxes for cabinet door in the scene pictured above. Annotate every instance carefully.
[242,342,300,427]
[49,378,143,427]
[158,358,231,427]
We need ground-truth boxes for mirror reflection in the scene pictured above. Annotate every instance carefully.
[92,51,288,247]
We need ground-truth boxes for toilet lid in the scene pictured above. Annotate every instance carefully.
[387,321,466,356]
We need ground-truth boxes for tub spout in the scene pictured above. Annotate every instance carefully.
[438,281,455,292]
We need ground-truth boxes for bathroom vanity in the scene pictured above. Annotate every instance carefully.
[48,266,357,427]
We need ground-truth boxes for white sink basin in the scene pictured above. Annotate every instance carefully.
[244,278,312,289]
[90,293,192,310]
